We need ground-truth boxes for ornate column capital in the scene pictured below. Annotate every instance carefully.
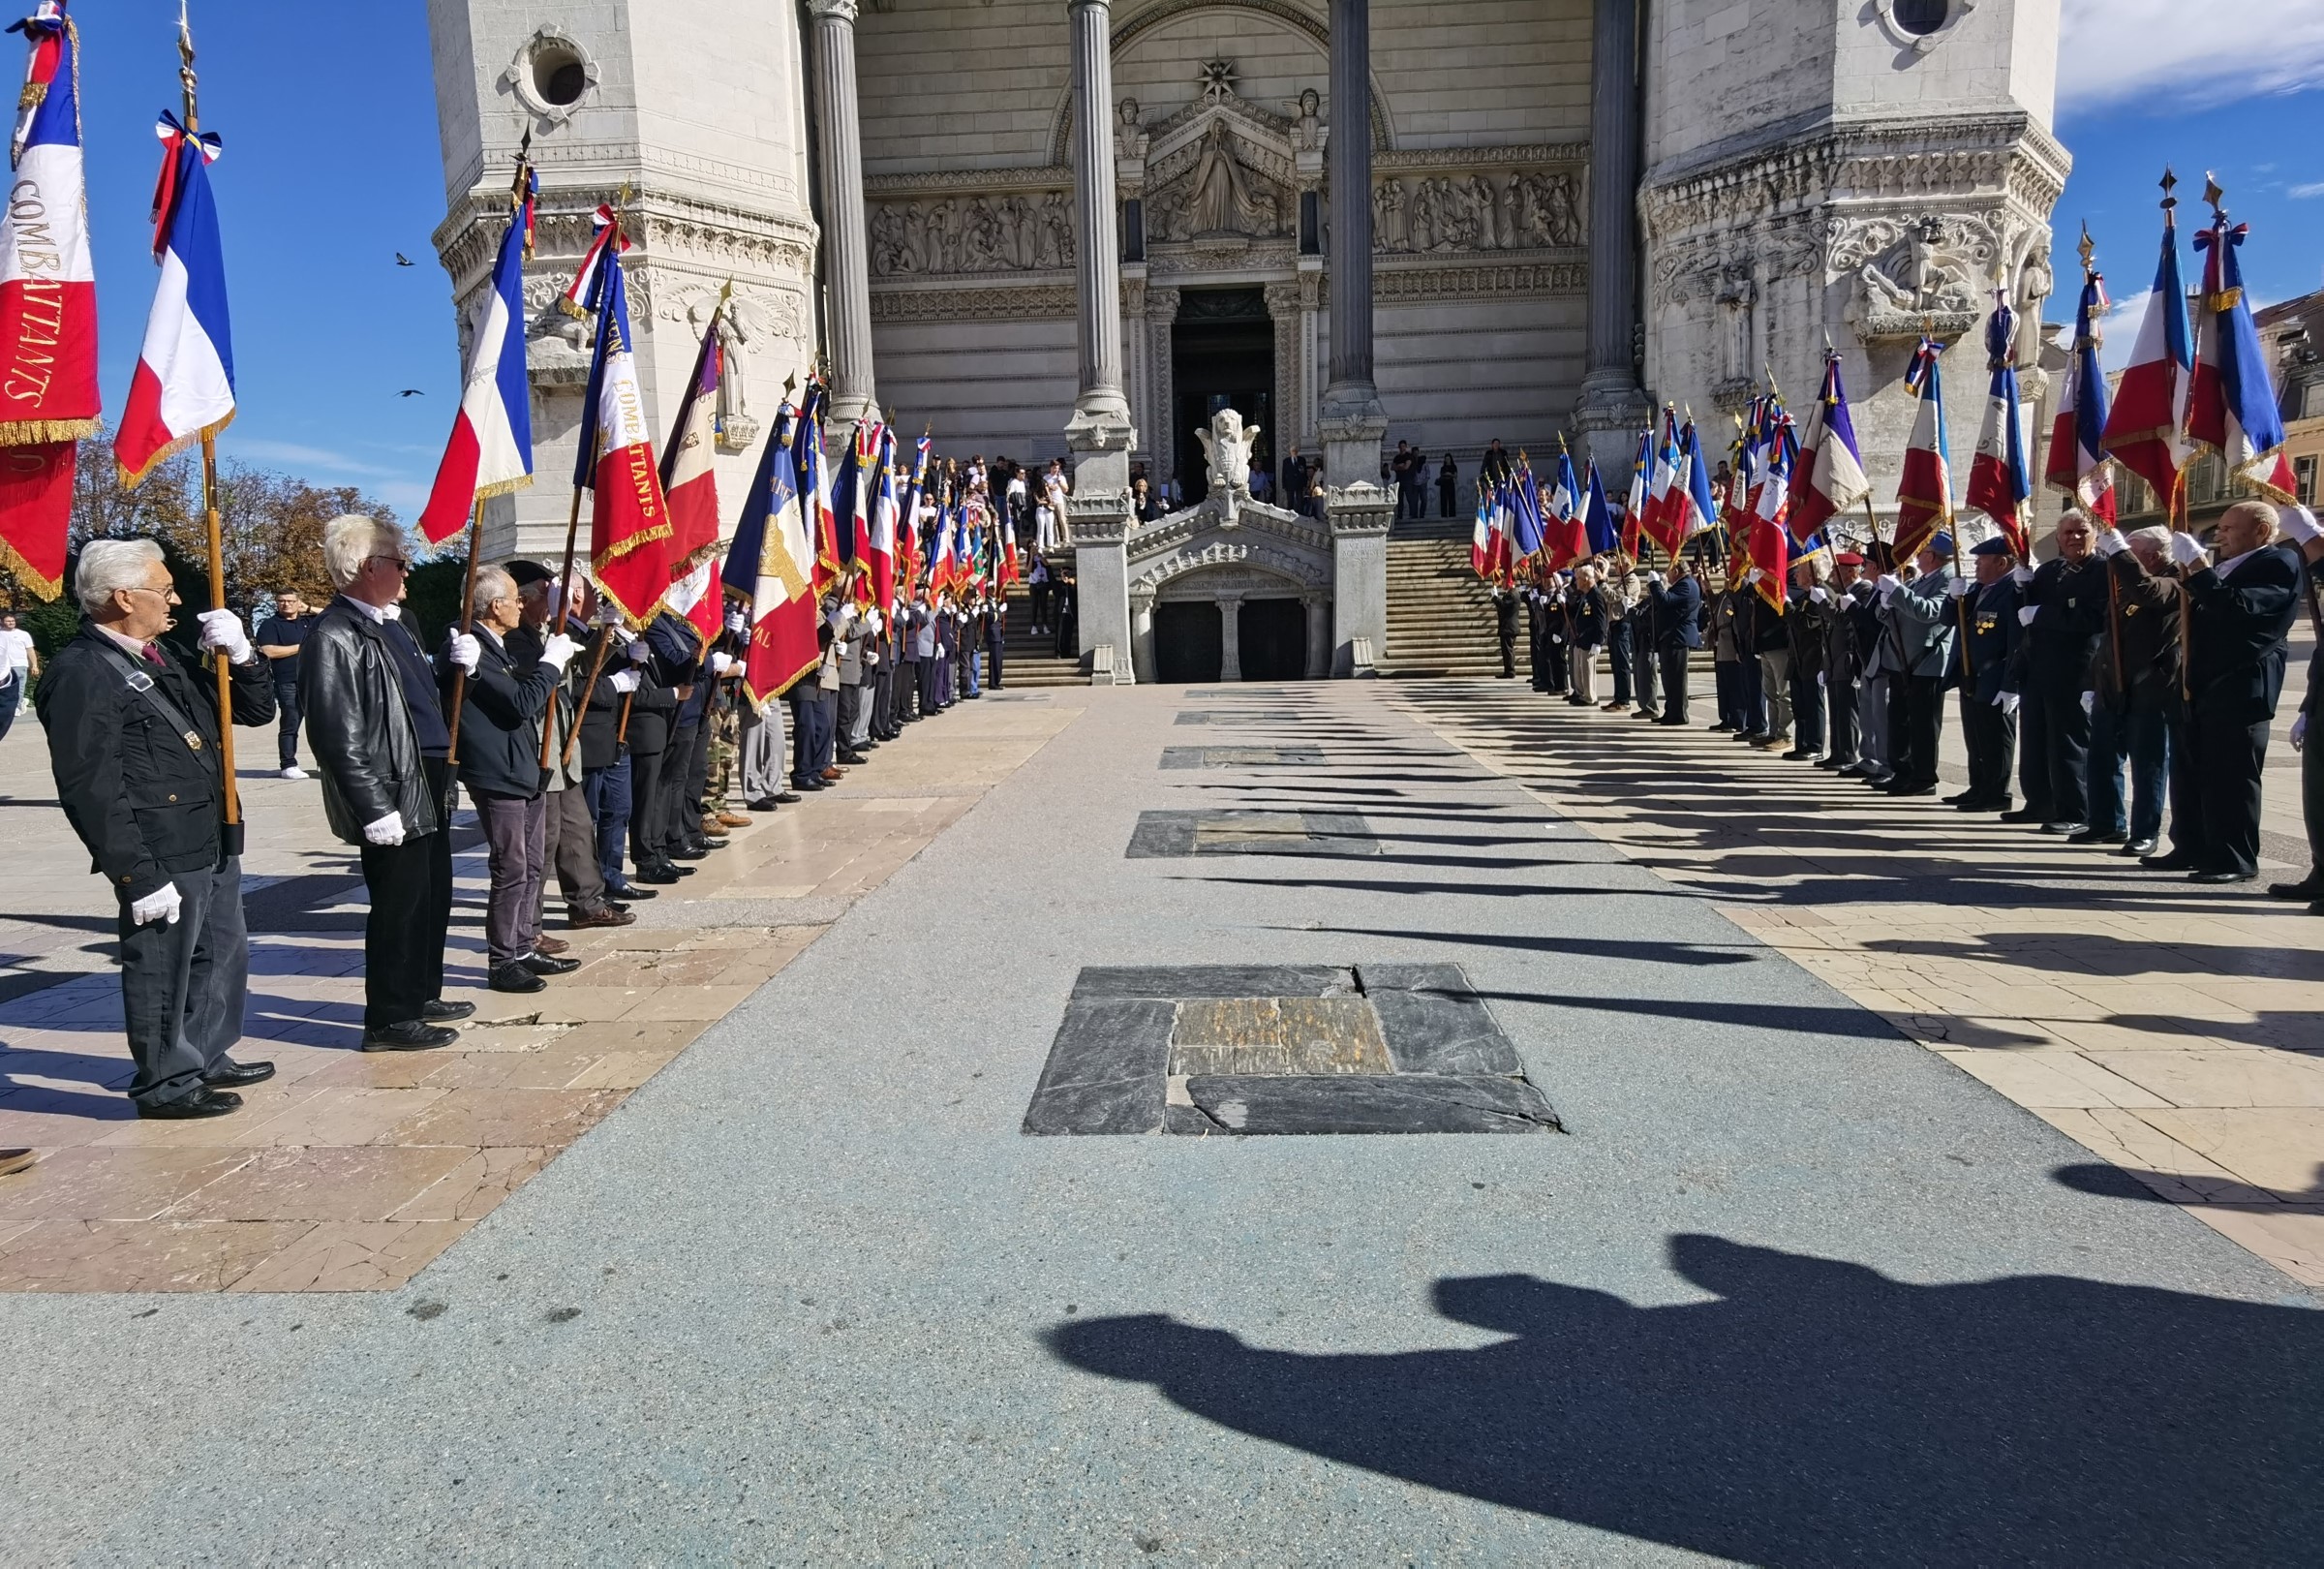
[807,0,859,20]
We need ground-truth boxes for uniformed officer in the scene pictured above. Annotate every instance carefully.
[1493,586,1520,680]
[1946,537,2022,813]
[1875,536,1959,796]
[2087,524,2182,857]
[2003,511,2107,834]
[1814,552,1871,771]
[1784,560,1830,760]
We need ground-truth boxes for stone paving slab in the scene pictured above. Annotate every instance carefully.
[0,693,1084,1291]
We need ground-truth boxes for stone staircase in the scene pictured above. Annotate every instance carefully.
[994,581,1087,688]
[1382,514,1506,678]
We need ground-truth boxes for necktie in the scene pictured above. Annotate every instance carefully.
[142,644,165,667]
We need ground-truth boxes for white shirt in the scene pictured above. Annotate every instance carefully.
[2213,545,2265,580]
[0,626,33,676]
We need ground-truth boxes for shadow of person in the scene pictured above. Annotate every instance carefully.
[1045,1235,2322,1563]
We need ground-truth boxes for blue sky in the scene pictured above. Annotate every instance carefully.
[52,1,2324,515]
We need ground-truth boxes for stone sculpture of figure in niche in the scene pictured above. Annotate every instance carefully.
[1191,119,1267,237]
[1195,407,1261,506]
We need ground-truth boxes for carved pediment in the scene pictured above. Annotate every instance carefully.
[1142,106,1299,246]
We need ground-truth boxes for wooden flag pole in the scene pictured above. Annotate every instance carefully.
[563,621,614,772]
[179,9,237,825]
[445,494,489,767]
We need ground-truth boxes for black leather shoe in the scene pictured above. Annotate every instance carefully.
[1888,782,1937,797]
[2141,849,2198,872]
[1818,757,1852,771]
[2189,869,2255,885]
[422,999,475,1023]
[603,881,656,902]
[668,843,709,861]
[2267,877,2323,901]
[1781,749,1813,761]
[490,963,547,993]
[2068,828,2126,846]
[1997,807,2044,823]
[1708,723,1734,733]
[775,790,803,805]
[838,751,868,766]
[1942,790,1976,805]
[362,1021,459,1052]
[634,861,684,884]
[683,838,717,857]
[138,1088,242,1120]
[2039,821,2088,836]
[520,951,581,976]
[747,797,781,812]
[2121,837,2158,857]
[857,739,881,751]
[200,1057,275,1089]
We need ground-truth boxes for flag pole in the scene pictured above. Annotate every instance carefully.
[542,435,596,770]
[177,6,237,827]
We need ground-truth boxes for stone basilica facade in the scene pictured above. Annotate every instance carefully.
[424,0,2065,681]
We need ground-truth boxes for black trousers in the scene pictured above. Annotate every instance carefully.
[1500,629,1517,680]
[1792,666,1827,754]
[650,724,699,855]
[358,758,453,1031]
[627,745,667,866]
[873,664,897,732]
[1960,692,2017,804]
[1828,671,1862,765]
[2307,706,2324,875]
[789,691,822,786]
[273,679,303,768]
[987,637,1004,689]
[2177,708,2272,876]
[2019,664,2092,822]
[1636,623,1662,713]
[119,855,247,1108]
[897,660,919,723]
[835,683,861,752]
[1894,673,1946,788]
[1657,648,1691,723]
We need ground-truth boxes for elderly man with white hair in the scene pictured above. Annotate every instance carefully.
[300,514,468,1051]
[34,538,276,1119]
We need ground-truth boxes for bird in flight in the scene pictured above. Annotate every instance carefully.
[395,252,415,266]
[396,388,426,398]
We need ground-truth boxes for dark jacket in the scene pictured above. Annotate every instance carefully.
[1957,577,2021,704]
[1570,585,1609,649]
[577,631,629,772]
[449,625,556,799]
[37,622,275,904]
[301,598,448,846]
[2096,553,2183,716]
[1787,588,1829,678]
[2183,542,2301,725]
[2019,557,2108,686]
[1750,591,1791,657]
[1647,575,1703,650]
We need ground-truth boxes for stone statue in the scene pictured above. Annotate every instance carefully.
[1191,119,1265,237]
[1294,88,1323,152]
[1195,406,1261,504]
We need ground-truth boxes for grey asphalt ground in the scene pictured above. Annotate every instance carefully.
[6,681,2318,1565]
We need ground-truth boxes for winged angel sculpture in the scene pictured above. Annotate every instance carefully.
[1195,406,1261,506]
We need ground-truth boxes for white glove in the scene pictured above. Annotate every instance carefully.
[1809,586,1830,604]
[2095,527,2127,558]
[129,880,182,927]
[1947,577,1972,599]
[197,610,252,664]
[1816,671,1826,689]
[2017,605,2037,627]
[1876,573,1901,597]
[363,812,406,846]
[725,609,749,634]
[867,650,880,667]
[2291,713,2307,752]
[538,632,579,672]
[866,610,884,632]
[1996,691,2021,716]
[627,638,652,664]
[2080,691,2095,714]
[2170,531,2207,568]
[609,668,640,694]
[1745,568,1763,584]
[709,653,734,676]
[2278,505,2320,545]
[2010,565,2034,586]
[597,601,626,628]
[447,632,482,674]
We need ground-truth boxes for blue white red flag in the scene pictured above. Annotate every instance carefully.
[1971,294,2038,551]
[418,160,535,544]
[571,235,672,627]
[795,383,841,593]
[1582,460,1617,557]
[1640,408,1685,557]
[1511,457,1544,561]
[1678,418,1719,542]
[1894,335,1954,564]
[2040,259,2114,533]
[0,0,95,597]
[1745,411,1795,607]
[1470,479,1496,580]
[1790,353,1869,541]
[2101,194,2193,511]
[656,301,727,646]
[724,401,820,704]
[1621,426,1650,558]
[2186,189,2299,504]
[117,111,230,487]
[870,424,902,613]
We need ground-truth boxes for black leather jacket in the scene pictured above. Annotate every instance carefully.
[37,622,274,903]
[300,598,448,846]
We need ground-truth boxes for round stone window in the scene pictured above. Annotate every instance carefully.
[1892,0,1950,34]
[533,42,589,107]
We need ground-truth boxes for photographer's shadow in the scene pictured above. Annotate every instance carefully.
[1047,1235,2322,1564]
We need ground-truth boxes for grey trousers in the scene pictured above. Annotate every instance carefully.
[739,702,784,801]
[1759,649,1792,739]
[477,791,547,967]
[848,674,875,747]
[543,783,606,913]
[119,856,247,1109]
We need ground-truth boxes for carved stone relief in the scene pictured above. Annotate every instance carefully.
[869,191,1077,277]
[1826,211,2002,337]
[1373,170,1580,254]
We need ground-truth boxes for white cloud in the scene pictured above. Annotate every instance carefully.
[2095,289,2153,374]
[2059,0,2324,112]
[231,439,400,480]
[2291,181,2324,200]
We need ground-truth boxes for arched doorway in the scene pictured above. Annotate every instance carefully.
[1154,600,1224,684]
[1238,599,1307,681]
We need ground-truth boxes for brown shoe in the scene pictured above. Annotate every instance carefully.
[0,1149,36,1178]
[533,935,571,956]
[568,904,636,930]
[698,817,730,838]
[716,811,751,829]
[820,766,845,782]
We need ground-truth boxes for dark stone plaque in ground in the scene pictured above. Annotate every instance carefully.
[1022,965,1559,1136]
[1175,710,1308,726]
[1126,810,1376,859]
[1159,746,1327,769]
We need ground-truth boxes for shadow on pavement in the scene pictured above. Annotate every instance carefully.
[1046,1235,2323,1564]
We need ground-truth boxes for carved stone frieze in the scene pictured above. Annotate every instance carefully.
[870,284,1079,323]
[1373,169,1581,255]
[1369,261,1586,302]
[870,190,1077,277]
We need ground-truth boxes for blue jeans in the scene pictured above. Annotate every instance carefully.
[583,758,632,887]
[2089,705,2169,841]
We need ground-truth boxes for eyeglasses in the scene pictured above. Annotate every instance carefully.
[122,585,180,600]
[367,555,413,574]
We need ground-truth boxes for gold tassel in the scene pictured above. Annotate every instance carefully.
[0,415,100,446]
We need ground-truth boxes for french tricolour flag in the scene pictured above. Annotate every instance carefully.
[0,1,97,598]
[2100,206,2192,510]
[1969,295,2036,551]
[723,401,821,704]
[573,238,672,628]
[418,169,535,543]
[869,425,901,613]
[1893,336,1954,564]
[2040,268,2114,531]
[117,113,229,488]
[1677,418,1719,542]
[1789,354,1869,541]
[657,310,727,646]
[2186,203,2300,504]
[1641,409,1684,557]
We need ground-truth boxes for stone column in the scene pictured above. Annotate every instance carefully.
[1218,592,1245,683]
[1129,590,1157,683]
[1572,0,1648,469]
[1065,0,1137,679]
[1318,0,1391,677]
[1303,593,1330,679]
[809,0,877,430]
